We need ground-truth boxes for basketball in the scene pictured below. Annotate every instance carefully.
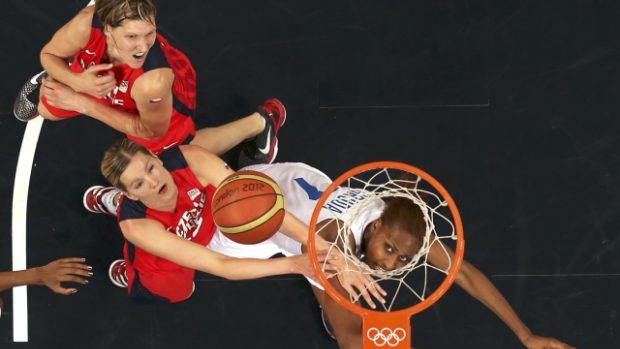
[212,170,285,244]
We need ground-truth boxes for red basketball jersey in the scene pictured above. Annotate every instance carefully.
[117,147,216,302]
[41,16,197,154]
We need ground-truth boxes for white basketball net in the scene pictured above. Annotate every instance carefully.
[315,167,458,311]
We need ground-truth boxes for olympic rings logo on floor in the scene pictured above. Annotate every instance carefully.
[366,327,407,347]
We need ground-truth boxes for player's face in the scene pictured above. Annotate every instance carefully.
[364,221,421,271]
[120,152,177,208]
[105,17,157,68]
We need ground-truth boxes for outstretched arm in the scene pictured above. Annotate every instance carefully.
[120,218,316,280]
[0,258,92,295]
[427,242,575,349]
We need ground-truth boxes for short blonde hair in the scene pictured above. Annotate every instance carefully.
[95,0,157,28]
[101,138,152,191]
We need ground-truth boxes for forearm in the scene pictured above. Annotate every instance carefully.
[0,269,42,292]
[211,256,301,280]
[40,52,82,91]
[80,98,164,139]
[459,263,532,342]
[280,211,310,245]
[125,222,303,281]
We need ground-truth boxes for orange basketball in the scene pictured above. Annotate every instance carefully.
[212,170,285,244]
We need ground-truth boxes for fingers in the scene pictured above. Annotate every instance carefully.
[56,257,87,263]
[365,280,387,305]
[357,286,376,309]
[341,284,361,303]
[61,262,92,271]
[322,254,342,273]
[86,63,114,73]
[52,285,79,296]
[314,249,329,263]
[59,274,90,285]
[41,78,58,90]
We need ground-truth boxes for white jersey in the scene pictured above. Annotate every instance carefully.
[207,162,385,286]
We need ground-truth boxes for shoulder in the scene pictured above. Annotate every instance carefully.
[118,196,147,221]
[179,144,222,167]
[179,144,232,186]
[179,144,221,169]
[159,146,189,171]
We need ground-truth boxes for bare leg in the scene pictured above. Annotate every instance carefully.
[190,112,264,155]
[37,102,64,121]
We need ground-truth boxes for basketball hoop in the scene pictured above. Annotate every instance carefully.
[308,161,465,348]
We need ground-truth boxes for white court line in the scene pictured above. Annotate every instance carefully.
[12,116,44,342]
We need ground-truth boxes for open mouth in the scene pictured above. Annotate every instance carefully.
[132,52,146,60]
[158,184,167,195]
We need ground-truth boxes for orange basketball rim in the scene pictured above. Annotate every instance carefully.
[307,161,465,349]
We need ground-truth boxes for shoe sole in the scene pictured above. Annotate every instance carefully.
[269,98,287,128]
[83,185,105,213]
[264,98,284,163]
[108,260,128,288]
[268,138,279,164]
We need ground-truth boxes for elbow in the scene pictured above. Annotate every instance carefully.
[39,47,58,68]
[131,123,167,140]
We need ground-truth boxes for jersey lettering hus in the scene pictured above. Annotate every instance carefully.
[41,15,197,154]
[117,147,216,303]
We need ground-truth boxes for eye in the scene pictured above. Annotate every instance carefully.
[399,255,410,263]
[134,180,143,189]
[148,164,154,173]
[384,244,393,254]
[127,34,137,39]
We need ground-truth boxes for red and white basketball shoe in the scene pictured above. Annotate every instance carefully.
[83,185,120,216]
[109,259,128,288]
[239,98,287,167]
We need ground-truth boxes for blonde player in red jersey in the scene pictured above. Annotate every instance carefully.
[14,0,283,166]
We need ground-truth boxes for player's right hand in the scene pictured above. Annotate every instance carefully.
[76,63,117,98]
[37,257,92,295]
[522,333,576,349]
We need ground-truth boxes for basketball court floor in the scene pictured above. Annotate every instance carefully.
[1,1,618,348]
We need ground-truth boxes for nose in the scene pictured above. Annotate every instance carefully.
[381,256,398,271]
[145,174,158,188]
[136,38,150,52]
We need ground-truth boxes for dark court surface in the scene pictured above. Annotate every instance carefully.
[1,0,619,348]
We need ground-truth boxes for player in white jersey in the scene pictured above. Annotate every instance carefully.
[209,162,574,349]
[207,162,383,290]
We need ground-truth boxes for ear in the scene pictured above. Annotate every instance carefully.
[371,219,382,232]
[125,191,139,201]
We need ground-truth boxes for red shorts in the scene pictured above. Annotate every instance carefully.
[124,243,195,303]
[40,94,105,119]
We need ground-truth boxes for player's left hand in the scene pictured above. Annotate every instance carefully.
[36,257,93,295]
[41,77,90,114]
[522,333,576,349]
